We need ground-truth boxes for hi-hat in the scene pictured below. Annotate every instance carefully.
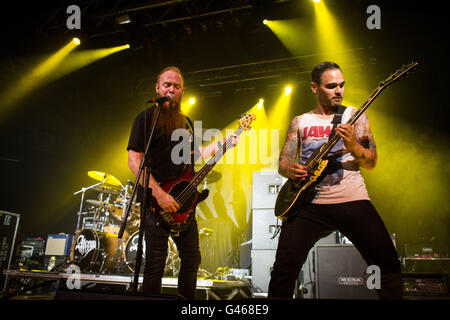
[205,170,222,184]
[193,165,222,184]
[88,171,122,187]
[86,199,113,208]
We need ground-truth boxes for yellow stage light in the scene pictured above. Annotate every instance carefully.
[0,38,80,118]
[313,0,321,3]
[263,19,268,25]
[285,86,292,96]
[72,37,81,45]
[188,97,196,105]
[257,99,264,110]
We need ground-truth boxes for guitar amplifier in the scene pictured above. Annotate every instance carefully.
[44,234,73,269]
[402,272,449,297]
[314,244,378,300]
[0,210,20,293]
[403,257,450,274]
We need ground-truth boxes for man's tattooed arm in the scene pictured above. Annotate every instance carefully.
[278,116,301,177]
[353,112,377,169]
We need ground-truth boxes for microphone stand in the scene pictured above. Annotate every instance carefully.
[118,103,163,292]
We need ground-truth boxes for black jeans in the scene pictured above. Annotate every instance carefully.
[142,213,201,299]
[268,200,402,299]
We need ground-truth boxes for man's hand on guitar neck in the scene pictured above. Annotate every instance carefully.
[335,123,377,170]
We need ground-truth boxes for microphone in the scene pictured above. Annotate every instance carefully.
[147,94,174,104]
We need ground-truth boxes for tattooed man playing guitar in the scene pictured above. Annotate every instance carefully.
[268,62,402,299]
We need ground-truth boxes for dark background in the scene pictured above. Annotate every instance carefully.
[1,1,448,269]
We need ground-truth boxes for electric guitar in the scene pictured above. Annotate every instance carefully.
[153,113,256,233]
[274,62,419,221]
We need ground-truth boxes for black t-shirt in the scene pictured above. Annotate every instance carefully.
[127,106,200,184]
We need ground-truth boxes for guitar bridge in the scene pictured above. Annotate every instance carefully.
[160,211,174,224]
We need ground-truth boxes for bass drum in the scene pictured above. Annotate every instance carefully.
[124,231,180,276]
[70,228,120,273]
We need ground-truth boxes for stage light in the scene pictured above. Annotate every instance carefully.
[285,86,292,96]
[263,19,268,25]
[313,0,321,3]
[257,99,264,110]
[72,37,81,45]
[114,14,131,25]
[0,38,80,117]
[181,96,196,114]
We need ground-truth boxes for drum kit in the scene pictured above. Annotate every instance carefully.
[70,168,222,276]
[71,170,179,275]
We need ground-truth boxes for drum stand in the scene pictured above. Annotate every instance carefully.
[73,180,108,233]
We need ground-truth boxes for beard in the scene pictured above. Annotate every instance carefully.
[155,100,186,136]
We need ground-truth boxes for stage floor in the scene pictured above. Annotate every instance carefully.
[2,269,253,300]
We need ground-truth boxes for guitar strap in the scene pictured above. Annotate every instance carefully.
[324,105,346,173]
[328,105,346,141]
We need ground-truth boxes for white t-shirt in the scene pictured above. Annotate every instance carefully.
[298,106,370,204]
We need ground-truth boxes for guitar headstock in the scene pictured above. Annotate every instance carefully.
[238,113,256,131]
[379,61,419,88]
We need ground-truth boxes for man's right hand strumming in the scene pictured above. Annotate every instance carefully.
[154,189,180,213]
[284,163,309,181]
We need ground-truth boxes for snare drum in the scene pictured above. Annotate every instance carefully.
[70,228,121,273]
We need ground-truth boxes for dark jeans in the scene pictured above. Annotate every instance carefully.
[142,213,201,299]
[268,200,402,299]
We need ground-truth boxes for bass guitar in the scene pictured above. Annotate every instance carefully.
[153,113,256,233]
[274,62,419,221]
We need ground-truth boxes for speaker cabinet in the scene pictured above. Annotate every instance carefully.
[314,244,378,300]
[251,249,276,293]
[252,209,279,250]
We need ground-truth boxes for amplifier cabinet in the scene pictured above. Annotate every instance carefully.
[251,249,276,294]
[314,244,378,300]
[299,232,338,299]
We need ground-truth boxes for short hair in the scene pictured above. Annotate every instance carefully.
[311,61,341,85]
[156,66,184,88]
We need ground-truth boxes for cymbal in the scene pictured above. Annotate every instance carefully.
[194,165,222,184]
[88,171,122,187]
[92,186,121,195]
[205,170,222,184]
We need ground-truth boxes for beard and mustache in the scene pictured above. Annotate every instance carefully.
[154,100,186,136]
